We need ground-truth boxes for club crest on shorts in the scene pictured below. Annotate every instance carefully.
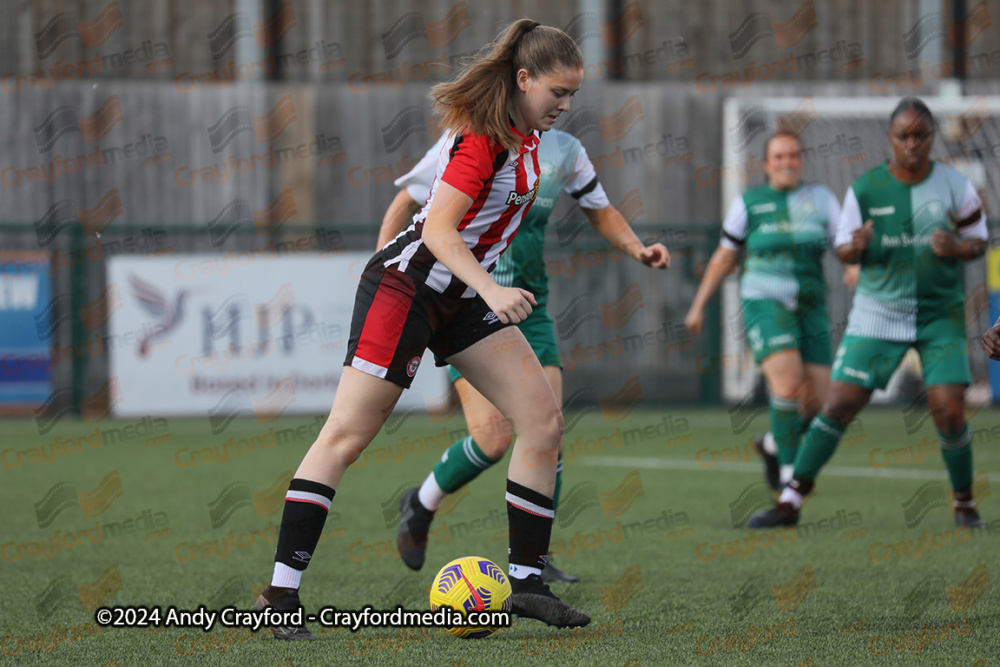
[406,356,421,377]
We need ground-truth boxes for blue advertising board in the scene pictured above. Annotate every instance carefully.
[0,254,52,410]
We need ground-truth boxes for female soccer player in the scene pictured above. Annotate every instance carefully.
[380,127,670,583]
[750,97,989,528]
[685,131,844,489]
[255,20,591,638]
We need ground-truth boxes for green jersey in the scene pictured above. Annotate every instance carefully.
[838,162,985,342]
[395,129,609,304]
[492,129,608,301]
[722,183,841,311]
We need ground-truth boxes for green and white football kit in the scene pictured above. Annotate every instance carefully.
[791,161,987,495]
[721,183,841,472]
[831,162,987,390]
[722,183,842,366]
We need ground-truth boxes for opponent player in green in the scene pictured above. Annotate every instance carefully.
[686,131,847,490]
[750,97,990,528]
[379,127,671,581]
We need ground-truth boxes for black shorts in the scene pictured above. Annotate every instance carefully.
[344,254,511,389]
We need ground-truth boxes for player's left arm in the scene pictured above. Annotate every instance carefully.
[581,205,670,269]
[377,189,422,249]
[563,143,668,269]
[377,133,452,249]
[931,181,988,261]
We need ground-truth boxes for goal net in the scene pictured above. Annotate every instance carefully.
[719,95,999,407]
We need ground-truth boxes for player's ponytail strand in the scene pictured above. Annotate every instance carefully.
[432,20,582,151]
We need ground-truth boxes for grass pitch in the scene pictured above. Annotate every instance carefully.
[1,407,998,665]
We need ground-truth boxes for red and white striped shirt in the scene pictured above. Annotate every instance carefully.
[382,125,541,298]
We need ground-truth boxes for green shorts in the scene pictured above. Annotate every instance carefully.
[447,301,562,384]
[742,299,832,366]
[831,328,971,390]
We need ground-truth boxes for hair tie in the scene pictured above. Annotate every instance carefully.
[514,21,540,52]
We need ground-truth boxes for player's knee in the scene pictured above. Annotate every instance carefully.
[470,414,513,459]
[539,406,564,450]
[937,416,967,438]
[823,399,858,427]
[315,421,366,463]
[805,384,827,414]
[513,409,562,470]
[477,431,513,460]
[774,373,805,400]
[509,402,562,451]
[928,398,964,435]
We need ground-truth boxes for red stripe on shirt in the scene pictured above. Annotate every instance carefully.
[457,175,494,234]
[440,133,502,199]
[390,128,540,295]
[470,150,537,262]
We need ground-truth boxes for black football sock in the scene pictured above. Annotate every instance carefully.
[270,479,335,589]
[506,479,554,591]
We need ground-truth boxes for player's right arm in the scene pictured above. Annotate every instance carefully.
[835,187,873,265]
[423,182,535,324]
[819,186,858,290]
[684,198,745,336]
[422,135,535,324]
